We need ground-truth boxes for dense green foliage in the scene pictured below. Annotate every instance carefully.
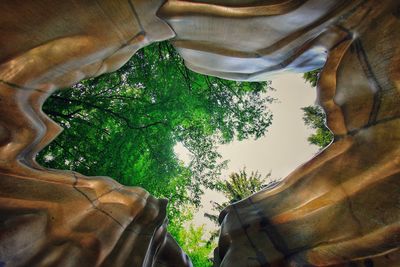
[302,69,333,149]
[302,69,320,87]
[301,105,334,149]
[205,169,277,241]
[216,169,274,204]
[175,225,215,267]
[38,41,274,265]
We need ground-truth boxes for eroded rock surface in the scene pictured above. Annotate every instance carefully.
[0,0,399,266]
[0,1,190,266]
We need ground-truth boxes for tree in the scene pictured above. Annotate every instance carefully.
[175,225,215,267]
[302,69,320,87]
[205,168,278,240]
[301,105,334,149]
[216,169,275,203]
[302,69,333,149]
[37,41,275,244]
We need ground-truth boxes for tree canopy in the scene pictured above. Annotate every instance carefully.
[302,69,320,87]
[175,225,215,267]
[301,105,333,149]
[37,41,274,264]
[302,69,333,149]
[204,168,278,242]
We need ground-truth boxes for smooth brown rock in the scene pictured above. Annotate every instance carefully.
[0,1,190,266]
[1,0,399,266]
[161,0,400,265]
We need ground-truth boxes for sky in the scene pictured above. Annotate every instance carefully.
[175,72,319,231]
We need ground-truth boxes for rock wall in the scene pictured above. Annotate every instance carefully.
[0,1,190,266]
[0,0,399,266]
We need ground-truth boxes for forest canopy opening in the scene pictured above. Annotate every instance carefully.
[38,39,331,266]
[38,41,275,266]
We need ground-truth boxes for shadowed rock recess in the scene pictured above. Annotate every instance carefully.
[0,0,399,266]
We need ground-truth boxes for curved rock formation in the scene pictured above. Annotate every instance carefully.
[0,1,191,266]
[1,0,399,266]
[161,0,400,265]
